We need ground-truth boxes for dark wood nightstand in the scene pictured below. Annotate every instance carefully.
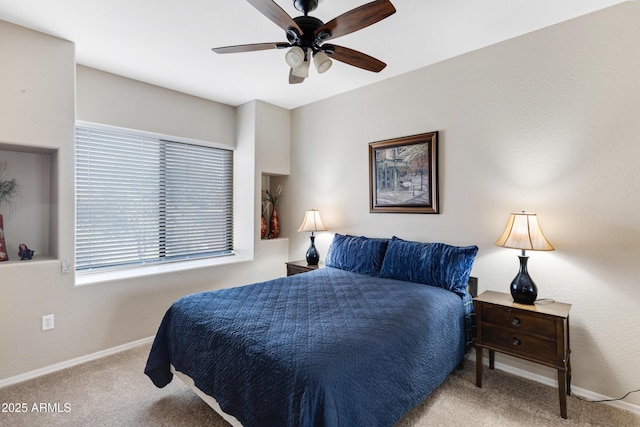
[474,290,572,418]
[285,260,324,276]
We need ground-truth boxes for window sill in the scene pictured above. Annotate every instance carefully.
[75,253,251,286]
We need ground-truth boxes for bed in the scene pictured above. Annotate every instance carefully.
[145,235,478,427]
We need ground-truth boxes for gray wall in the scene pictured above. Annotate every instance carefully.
[285,2,640,409]
[0,21,290,383]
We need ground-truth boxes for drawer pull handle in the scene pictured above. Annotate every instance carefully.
[513,338,521,346]
[511,317,521,326]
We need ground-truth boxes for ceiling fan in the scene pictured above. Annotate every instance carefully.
[212,0,396,84]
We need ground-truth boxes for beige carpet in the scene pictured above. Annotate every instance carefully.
[1,343,638,427]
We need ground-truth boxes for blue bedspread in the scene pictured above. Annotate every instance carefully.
[145,267,471,427]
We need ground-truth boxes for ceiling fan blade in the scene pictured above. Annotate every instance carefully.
[212,42,288,54]
[315,0,396,41]
[289,69,305,84]
[247,0,303,34]
[323,44,386,72]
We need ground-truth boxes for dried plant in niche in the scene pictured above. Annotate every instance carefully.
[0,161,21,213]
[262,184,283,208]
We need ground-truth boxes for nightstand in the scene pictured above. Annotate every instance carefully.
[286,260,323,276]
[474,290,572,418]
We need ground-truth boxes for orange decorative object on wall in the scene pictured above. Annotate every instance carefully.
[261,216,267,239]
[269,205,280,239]
[0,214,8,261]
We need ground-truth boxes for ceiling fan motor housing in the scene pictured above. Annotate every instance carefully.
[288,16,325,53]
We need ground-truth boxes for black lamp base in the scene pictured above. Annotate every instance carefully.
[510,255,538,305]
[306,235,319,266]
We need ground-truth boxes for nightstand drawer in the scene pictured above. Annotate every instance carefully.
[287,263,311,276]
[481,324,557,362]
[481,304,557,339]
[286,260,323,277]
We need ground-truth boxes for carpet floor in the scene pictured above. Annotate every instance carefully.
[0,342,638,426]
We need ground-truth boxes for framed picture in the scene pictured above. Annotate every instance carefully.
[369,131,439,214]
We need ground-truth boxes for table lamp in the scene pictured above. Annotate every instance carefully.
[495,211,554,304]
[297,209,327,266]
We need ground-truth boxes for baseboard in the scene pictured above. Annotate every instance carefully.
[0,336,154,388]
[467,353,640,416]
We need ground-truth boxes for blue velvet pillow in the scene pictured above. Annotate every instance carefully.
[379,236,478,295]
[325,234,389,276]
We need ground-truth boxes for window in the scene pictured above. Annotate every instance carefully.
[75,124,233,272]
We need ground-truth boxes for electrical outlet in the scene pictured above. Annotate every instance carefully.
[42,314,54,331]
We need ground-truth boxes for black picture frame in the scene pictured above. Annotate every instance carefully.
[369,131,439,214]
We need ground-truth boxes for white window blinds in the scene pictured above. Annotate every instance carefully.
[75,125,233,272]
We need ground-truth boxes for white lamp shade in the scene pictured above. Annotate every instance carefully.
[291,59,310,78]
[297,209,327,233]
[313,51,332,74]
[285,46,305,68]
[495,212,554,251]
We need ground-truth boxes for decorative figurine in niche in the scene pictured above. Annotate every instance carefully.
[18,243,34,260]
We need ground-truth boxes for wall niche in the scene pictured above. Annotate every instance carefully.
[0,144,57,264]
[261,173,288,240]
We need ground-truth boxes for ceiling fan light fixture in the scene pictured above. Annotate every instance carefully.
[285,46,305,68]
[291,58,310,78]
[313,51,332,74]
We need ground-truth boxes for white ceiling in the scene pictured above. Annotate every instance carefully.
[0,0,626,109]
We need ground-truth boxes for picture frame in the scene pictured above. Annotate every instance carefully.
[369,131,439,214]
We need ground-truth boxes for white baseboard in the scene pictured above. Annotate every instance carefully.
[0,336,154,388]
[467,353,640,416]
